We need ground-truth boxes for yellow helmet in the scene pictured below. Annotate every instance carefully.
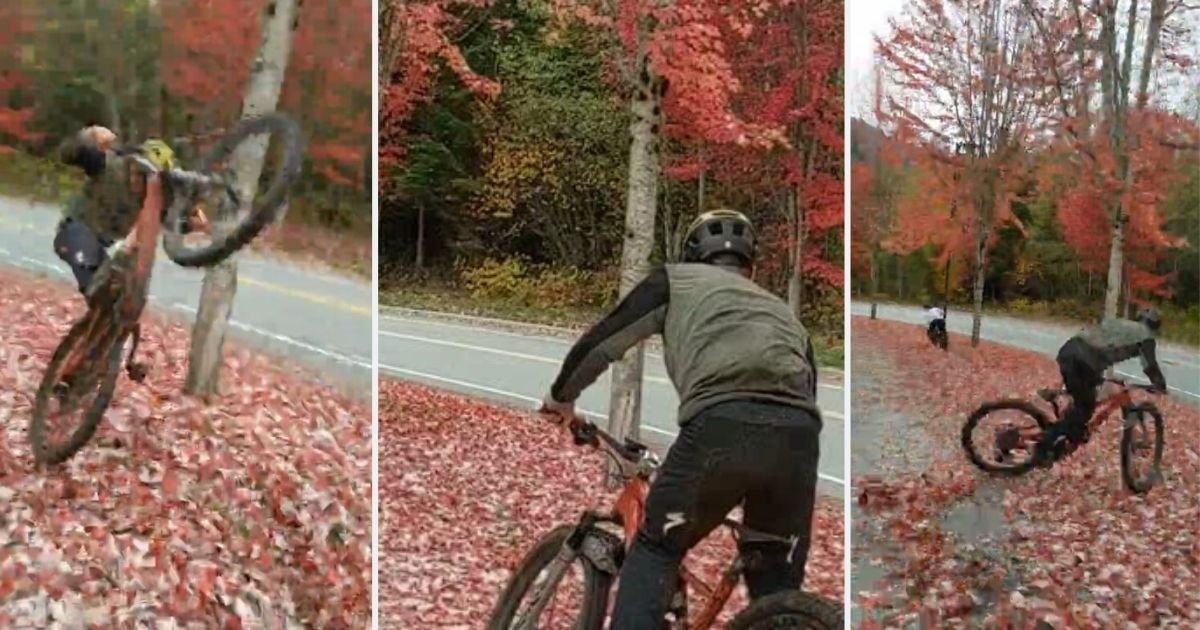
[141,139,176,171]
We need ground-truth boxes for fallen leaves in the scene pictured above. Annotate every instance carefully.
[852,317,1200,627]
[378,380,844,628]
[0,268,370,627]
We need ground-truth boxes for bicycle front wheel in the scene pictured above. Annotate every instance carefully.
[487,524,614,630]
[162,113,303,268]
[1120,404,1164,494]
[727,591,843,629]
[30,316,125,465]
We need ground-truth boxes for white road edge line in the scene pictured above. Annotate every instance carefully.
[381,330,844,392]
[380,363,847,487]
[382,310,847,376]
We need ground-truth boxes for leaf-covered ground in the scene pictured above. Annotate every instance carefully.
[852,317,1200,628]
[379,380,845,628]
[0,268,371,627]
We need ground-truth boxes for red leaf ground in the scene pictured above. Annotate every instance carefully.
[852,317,1200,627]
[0,268,370,627]
[379,380,845,628]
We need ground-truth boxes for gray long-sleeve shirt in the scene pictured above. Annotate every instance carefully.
[550,263,822,426]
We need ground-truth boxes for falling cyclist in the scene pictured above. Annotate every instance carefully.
[1036,307,1168,465]
[54,124,211,301]
[539,209,824,628]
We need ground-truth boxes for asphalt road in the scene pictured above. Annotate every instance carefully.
[380,307,847,499]
[0,195,372,394]
[850,300,1200,405]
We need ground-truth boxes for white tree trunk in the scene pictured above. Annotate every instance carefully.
[186,0,301,396]
[971,232,986,347]
[606,52,661,454]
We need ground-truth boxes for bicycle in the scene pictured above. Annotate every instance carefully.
[961,377,1165,493]
[487,418,843,629]
[29,114,303,466]
[926,322,948,351]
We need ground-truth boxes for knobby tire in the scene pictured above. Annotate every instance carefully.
[487,524,612,630]
[961,399,1051,475]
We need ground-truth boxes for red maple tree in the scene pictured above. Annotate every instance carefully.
[0,4,38,151]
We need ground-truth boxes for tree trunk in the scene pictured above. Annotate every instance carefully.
[605,51,662,462]
[787,186,803,317]
[415,204,425,269]
[971,232,986,347]
[185,0,301,396]
[896,254,904,300]
[697,167,705,213]
[869,250,879,320]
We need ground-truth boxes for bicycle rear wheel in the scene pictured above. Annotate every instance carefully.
[161,113,303,268]
[961,400,1051,475]
[30,315,125,465]
[727,591,843,629]
[1120,404,1164,494]
[487,524,614,630]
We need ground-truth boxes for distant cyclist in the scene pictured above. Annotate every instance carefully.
[922,303,946,344]
[54,124,209,300]
[1037,308,1168,464]
[539,209,823,628]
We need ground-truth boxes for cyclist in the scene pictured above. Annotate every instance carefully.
[1036,307,1168,465]
[922,302,946,344]
[54,124,209,300]
[539,209,823,628]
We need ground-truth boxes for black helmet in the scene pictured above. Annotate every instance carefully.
[1138,307,1161,331]
[682,209,756,265]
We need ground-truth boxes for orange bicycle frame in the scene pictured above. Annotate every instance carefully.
[609,471,740,629]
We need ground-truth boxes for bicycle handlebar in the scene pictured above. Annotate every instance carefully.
[567,418,653,466]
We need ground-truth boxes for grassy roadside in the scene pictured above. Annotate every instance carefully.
[0,151,369,279]
[381,283,846,369]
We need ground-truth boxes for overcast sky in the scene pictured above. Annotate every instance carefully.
[846,0,905,118]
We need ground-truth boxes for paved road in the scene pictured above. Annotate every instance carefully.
[380,308,847,499]
[0,196,372,395]
[851,301,1200,405]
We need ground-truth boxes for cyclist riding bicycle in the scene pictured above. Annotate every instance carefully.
[1037,307,1168,465]
[54,124,210,301]
[922,303,946,341]
[539,209,823,628]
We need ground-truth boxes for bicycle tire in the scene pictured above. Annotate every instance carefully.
[961,399,1051,475]
[30,320,125,465]
[1120,404,1164,494]
[726,590,843,629]
[161,113,303,268]
[487,524,612,630]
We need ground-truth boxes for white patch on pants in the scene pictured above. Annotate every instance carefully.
[663,512,686,535]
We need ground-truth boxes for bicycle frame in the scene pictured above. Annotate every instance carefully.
[59,173,164,382]
[594,430,745,630]
[1008,382,1138,449]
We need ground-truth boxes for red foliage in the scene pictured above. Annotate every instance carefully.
[1048,110,1197,299]
[0,4,38,149]
[162,0,371,191]
[853,317,1200,626]
[379,380,844,627]
[0,269,370,626]
[380,0,500,169]
[658,0,844,286]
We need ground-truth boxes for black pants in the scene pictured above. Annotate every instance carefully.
[609,400,821,629]
[53,217,111,295]
[1045,339,1103,450]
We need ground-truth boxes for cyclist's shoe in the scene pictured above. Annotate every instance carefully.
[126,361,147,383]
[1035,435,1068,468]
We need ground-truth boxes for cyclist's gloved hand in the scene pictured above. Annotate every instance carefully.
[538,395,575,426]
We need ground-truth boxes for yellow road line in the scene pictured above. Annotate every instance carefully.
[238,275,371,316]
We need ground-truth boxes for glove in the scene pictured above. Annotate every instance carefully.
[538,395,576,426]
